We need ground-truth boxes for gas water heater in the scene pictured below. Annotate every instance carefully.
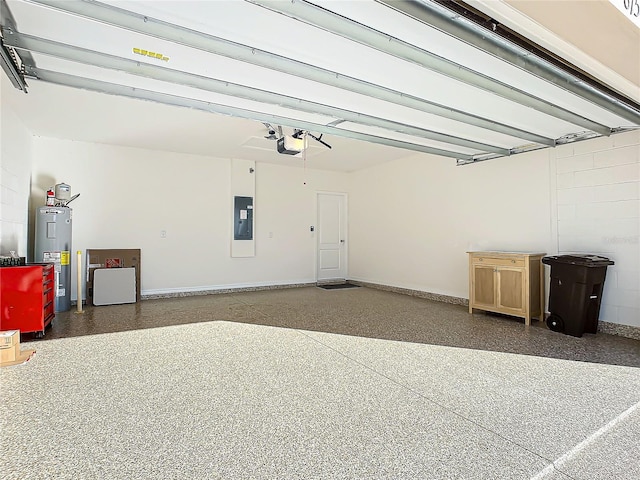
[34,183,78,312]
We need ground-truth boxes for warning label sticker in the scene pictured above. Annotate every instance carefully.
[43,251,61,264]
[43,252,62,272]
[61,251,70,266]
[105,258,122,268]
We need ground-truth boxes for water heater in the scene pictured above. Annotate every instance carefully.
[34,206,72,312]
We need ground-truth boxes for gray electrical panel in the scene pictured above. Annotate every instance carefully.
[34,206,72,312]
[234,196,253,240]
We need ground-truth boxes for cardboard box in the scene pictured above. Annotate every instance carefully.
[0,330,19,349]
[1,331,20,363]
[1,348,35,367]
[86,249,141,305]
[0,330,35,367]
[1,344,19,363]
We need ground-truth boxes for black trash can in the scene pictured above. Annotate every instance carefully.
[541,255,614,337]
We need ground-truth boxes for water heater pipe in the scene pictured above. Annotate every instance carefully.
[76,250,83,314]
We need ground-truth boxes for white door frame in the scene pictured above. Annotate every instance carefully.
[315,191,348,283]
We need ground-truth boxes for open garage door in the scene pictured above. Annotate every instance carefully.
[1,0,638,165]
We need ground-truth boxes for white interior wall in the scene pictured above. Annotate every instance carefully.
[347,149,554,298]
[9,106,638,330]
[30,137,349,300]
[552,130,640,328]
[348,133,640,329]
[0,87,33,257]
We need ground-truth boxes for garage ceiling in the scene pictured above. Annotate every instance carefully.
[2,0,639,168]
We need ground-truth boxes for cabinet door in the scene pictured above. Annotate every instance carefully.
[0,266,44,333]
[497,267,524,313]
[472,265,496,307]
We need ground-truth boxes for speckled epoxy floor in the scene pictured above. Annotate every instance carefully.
[2,286,640,479]
[32,286,640,367]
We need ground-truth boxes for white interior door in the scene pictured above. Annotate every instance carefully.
[317,192,347,282]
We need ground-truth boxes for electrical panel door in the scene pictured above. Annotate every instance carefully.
[234,196,253,240]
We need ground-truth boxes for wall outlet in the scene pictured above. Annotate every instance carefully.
[160,230,167,238]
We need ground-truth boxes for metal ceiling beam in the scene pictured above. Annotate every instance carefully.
[0,0,28,91]
[24,67,475,161]
[378,0,640,126]
[0,40,26,91]
[248,0,612,136]
[6,32,509,155]
[23,0,553,146]
[457,128,638,166]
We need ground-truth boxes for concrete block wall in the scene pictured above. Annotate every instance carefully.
[552,130,640,331]
[0,100,33,257]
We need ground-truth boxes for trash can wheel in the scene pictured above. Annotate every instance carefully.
[547,314,564,332]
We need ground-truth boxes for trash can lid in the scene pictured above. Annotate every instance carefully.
[542,254,615,267]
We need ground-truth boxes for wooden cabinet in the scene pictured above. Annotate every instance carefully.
[0,263,55,337]
[468,252,545,326]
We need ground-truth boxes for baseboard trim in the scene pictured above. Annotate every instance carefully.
[348,280,468,306]
[141,281,315,299]
[598,321,640,341]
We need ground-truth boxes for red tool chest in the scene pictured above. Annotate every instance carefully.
[1,263,55,337]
